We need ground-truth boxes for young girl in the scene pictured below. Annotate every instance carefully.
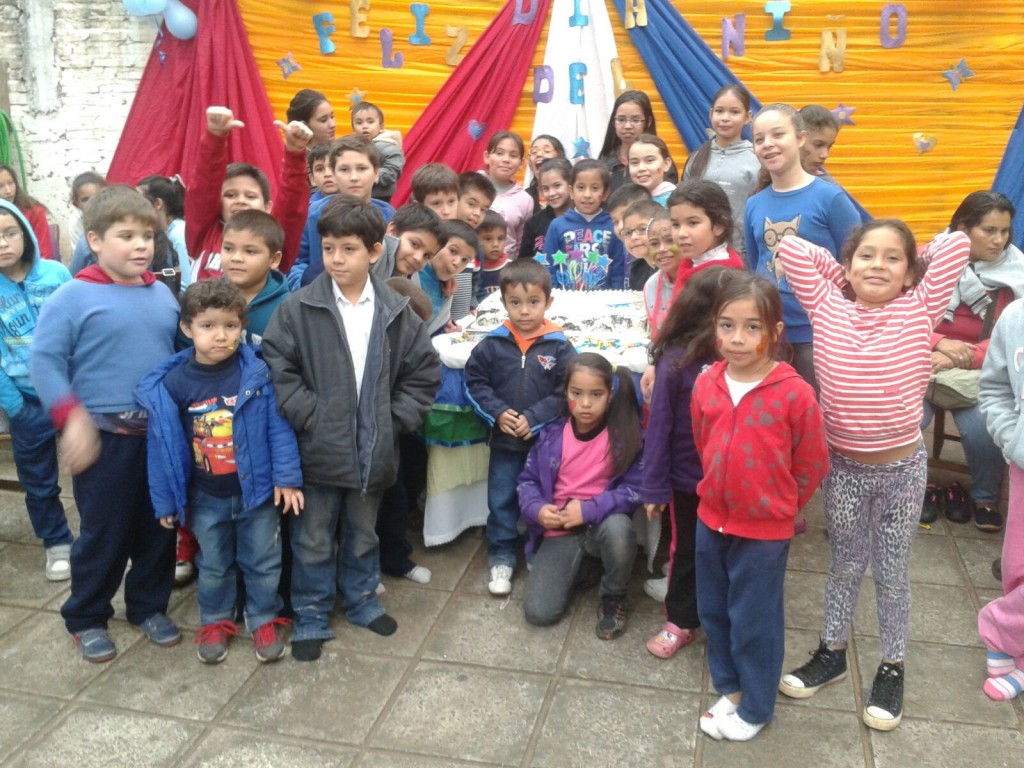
[68,171,106,248]
[743,104,861,393]
[628,134,675,206]
[683,85,760,263]
[138,175,190,294]
[0,164,55,261]
[776,223,971,730]
[482,131,534,260]
[642,266,742,659]
[524,134,566,210]
[978,300,1024,701]
[692,273,827,741]
[520,157,572,263]
[598,90,678,192]
[518,353,643,640]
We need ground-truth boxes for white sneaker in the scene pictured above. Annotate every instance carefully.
[717,710,766,742]
[644,576,668,602]
[375,582,386,595]
[174,560,195,587]
[699,696,739,740]
[45,545,72,582]
[488,565,513,596]
[403,565,432,584]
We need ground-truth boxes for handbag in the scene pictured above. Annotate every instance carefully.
[924,367,980,410]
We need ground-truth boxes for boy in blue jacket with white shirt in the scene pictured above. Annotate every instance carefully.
[137,279,303,664]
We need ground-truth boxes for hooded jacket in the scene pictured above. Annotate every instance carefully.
[0,200,72,416]
[979,298,1024,467]
[262,272,440,491]
[243,269,290,345]
[135,344,302,525]
[372,130,406,199]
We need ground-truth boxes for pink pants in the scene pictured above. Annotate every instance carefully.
[978,463,1024,667]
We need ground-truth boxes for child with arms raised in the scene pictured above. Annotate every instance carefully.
[30,186,182,662]
[137,279,302,664]
[466,259,576,595]
[692,273,827,741]
[777,222,970,730]
[519,354,642,639]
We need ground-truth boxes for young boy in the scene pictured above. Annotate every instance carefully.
[186,106,313,281]
[465,259,576,595]
[307,144,338,205]
[457,171,496,229]
[414,219,479,335]
[262,199,440,661]
[136,280,302,664]
[221,210,290,345]
[288,136,396,290]
[542,160,626,290]
[410,163,460,222]
[30,186,181,662]
[352,102,406,203]
[0,199,74,580]
[476,210,509,302]
[607,183,653,246]
[621,199,662,290]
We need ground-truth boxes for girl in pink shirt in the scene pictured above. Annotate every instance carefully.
[517,353,643,641]
[482,132,534,259]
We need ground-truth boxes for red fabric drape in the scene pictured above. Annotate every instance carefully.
[392,0,552,206]
[107,0,284,194]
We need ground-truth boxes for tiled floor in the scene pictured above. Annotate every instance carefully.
[0,448,1022,767]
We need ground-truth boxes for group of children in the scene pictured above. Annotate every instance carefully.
[3,82,1022,743]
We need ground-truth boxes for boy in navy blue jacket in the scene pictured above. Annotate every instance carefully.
[465,259,576,595]
[136,279,303,664]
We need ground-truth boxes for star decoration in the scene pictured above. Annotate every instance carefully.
[552,251,568,266]
[942,58,975,91]
[572,136,591,160]
[595,254,610,270]
[587,252,600,265]
[276,52,301,79]
[533,253,549,266]
[347,87,367,104]
[832,104,856,126]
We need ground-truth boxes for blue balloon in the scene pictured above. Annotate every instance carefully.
[123,0,167,16]
[164,0,198,41]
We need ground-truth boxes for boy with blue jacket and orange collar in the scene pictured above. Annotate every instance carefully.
[137,279,302,664]
[465,259,576,596]
[0,198,74,581]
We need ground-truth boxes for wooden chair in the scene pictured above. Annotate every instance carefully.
[928,406,970,474]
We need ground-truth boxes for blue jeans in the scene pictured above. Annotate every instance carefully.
[696,521,790,725]
[921,401,1003,504]
[9,396,72,548]
[523,514,636,626]
[189,488,283,632]
[290,484,384,641]
[486,447,527,568]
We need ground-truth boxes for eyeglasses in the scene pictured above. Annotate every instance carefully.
[614,116,646,126]
[0,228,23,244]
[623,225,649,239]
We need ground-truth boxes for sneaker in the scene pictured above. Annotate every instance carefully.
[74,627,117,663]
[643,576,668,602]
[134,613,182,647]
[920,484,942,525]
[194,620,238,664]
[403,565,432,584]
[596,594,628,640]
[863,661,904,731]
[45,544,71,582]
[717,710,766,741]
[174,560,195,588]
[779,641,848,698]
[253,617,289,662]
[646,623,697,659]
[699,695,738,740]
[488,565,513,596]
[974,505,1004,533]
[943,482,972,524]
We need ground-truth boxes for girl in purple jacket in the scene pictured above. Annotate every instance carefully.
[518,353,643,641]
[641,266,745,659]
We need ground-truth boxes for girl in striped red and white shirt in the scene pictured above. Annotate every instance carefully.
[775,222,970,732]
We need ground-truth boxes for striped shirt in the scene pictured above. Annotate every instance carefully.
[778,232,970,452]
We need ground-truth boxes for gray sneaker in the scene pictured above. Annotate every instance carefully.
[194,620,238,664]
[45,544,72,582]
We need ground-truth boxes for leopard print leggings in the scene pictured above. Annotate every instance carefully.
[821,444,928,662]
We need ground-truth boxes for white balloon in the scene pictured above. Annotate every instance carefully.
[163,0,198,41]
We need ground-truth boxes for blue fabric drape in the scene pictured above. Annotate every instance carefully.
[612,0,761,151]
[992,105,1024,249]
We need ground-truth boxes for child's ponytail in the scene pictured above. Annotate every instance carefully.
[568,353,642,476]
[687,85,753,182]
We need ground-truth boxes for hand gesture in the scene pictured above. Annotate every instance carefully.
[560,499,584,528]
[61,407,101,475]
[537,504,563,530]
[275,486,305,516]
[274,119,314,153]
[934,338,977,369]
[207,106,245,137]
[640,364,656,404]
[512,413,532,439]
[497,409,520,436]
[443,318,462,334]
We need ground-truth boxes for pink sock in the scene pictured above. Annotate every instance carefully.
[982,669,1024,702]
[987,651,1016,678]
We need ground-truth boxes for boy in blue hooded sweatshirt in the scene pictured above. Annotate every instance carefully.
[0,199,74,581]
[220,209,290,345]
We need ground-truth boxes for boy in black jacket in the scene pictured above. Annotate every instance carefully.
[465,260,576,596]
[262,197,439,661]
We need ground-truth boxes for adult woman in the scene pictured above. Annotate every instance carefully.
[598,90,678,192]
[286,89,336,147]
[922,191,1024,531]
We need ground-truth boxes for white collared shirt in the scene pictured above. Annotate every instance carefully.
[332,278,375,400]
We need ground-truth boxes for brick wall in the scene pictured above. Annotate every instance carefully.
[0,0,154,257]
